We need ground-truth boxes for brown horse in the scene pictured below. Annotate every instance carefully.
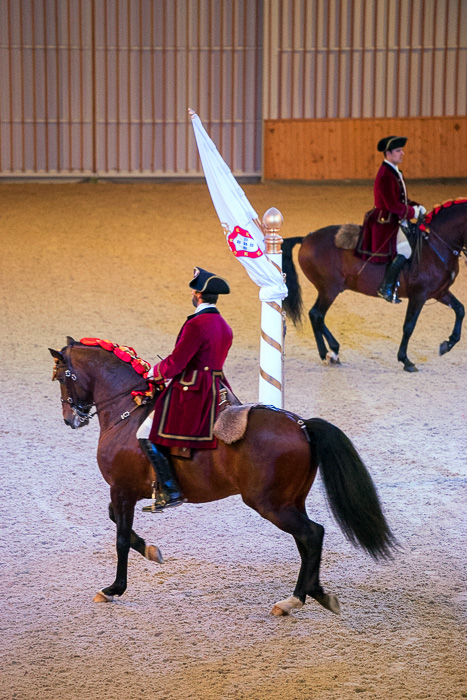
[49,337,395,616]
[282,199,467,372]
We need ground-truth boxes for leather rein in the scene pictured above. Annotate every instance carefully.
[423,223,467,266]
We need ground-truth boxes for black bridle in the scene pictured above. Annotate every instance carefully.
[53,345,151,427]
[422,217,467,267]
[53,348,97,423]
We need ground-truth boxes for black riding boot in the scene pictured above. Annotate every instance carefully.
[138,439,185,511]
[377,254,407,303]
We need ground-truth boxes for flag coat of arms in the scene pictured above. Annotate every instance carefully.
[190,111,288,304]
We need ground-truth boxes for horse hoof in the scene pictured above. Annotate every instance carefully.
[271,604,289,616]
[403,364,419,373]
[270,595,304,617]
[314,592,341,615]
[326,351,341,365]
[145,545,164,564]
[439,341,450,356]
[93,590,114,603]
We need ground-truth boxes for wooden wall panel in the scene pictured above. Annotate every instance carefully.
[263,117,467,180]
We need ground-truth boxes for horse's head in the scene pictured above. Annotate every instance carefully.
[49,336,95,429]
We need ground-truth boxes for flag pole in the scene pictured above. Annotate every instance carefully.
[259,207,285,408]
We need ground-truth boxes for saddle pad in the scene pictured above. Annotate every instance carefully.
[335,223,361,249]
[213,404,260,444]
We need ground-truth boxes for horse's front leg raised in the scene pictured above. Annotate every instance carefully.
[108,502,163,564]
[438,291,465,356]
[93,488,137,602]
[397,295,425,372]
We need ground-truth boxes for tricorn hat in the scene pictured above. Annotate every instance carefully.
[189,267,230,294]
[377,135,407,152]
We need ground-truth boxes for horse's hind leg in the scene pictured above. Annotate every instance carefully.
[256,504,339,616]
[438,291,465,356]
[108,502,163,563]
[309,294,340,363]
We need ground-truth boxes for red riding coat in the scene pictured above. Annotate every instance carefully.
[356,161,419,263]
[149,307,233,449]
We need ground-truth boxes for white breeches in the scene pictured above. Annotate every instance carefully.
[396,226,412,259]
[136,410,155,439]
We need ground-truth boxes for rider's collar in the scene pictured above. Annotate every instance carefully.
[384,159,400,173]
[195,302,217,313]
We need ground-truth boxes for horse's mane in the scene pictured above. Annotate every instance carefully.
[79,337,151,378]
[421,197,467,230]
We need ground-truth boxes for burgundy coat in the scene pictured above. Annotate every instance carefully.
[149,307,233,449]
[356,162,418,263]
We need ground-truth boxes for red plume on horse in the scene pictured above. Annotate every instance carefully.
[49,336,396,617]
[282,198,467,372]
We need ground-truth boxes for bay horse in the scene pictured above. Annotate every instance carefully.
[49,337,395,617]
[282,198,467,372]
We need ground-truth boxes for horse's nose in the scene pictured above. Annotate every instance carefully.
[64,418,76,429]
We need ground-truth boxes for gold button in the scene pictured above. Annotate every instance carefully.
[183,386,188,391]
[204,366,209,371]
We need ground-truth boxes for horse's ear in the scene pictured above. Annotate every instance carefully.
[66,336,77,345]
[49,348,64,362]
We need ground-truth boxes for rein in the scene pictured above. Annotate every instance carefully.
[424,224,467,265]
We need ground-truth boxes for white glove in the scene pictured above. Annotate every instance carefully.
[147,366,154,379]
[412,205,426,218]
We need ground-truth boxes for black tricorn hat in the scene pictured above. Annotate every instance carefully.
[377,135,407,152]
[189,267,230,294]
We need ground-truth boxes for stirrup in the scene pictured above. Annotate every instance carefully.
[142,497,185,513]
[142,481,185,513]
[377,285,402,304]
[142,482,167,513]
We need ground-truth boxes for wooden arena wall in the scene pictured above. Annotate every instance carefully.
[263,117,467,180]
[1,0,466,179]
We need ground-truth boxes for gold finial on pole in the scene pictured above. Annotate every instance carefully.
[262,207,284,255]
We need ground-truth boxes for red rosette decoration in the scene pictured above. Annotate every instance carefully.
[99,339,116,352]
[114,346,133,363]
[79,337,151,382]
[131,358,150,375]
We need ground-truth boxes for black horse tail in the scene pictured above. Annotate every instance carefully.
[282,237,304,325]
[305,417,397,560]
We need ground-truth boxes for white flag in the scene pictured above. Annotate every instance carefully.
[190,110,288,303]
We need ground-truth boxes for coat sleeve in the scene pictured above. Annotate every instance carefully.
[152,318,205,381]
[378,169,415,220]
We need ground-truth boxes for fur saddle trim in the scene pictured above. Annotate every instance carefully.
[335,223,361,249]
[213,404,260,444]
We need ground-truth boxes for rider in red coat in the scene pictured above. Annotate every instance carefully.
[356,136,426,302]
[137,267,233,511]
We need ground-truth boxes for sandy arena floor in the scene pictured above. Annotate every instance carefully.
[1,180,466,700]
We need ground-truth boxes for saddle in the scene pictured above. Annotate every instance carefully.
[158,382,242,460]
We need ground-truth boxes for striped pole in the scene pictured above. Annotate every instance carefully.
[259,207,285,408]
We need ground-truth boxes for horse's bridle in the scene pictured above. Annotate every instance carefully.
[424,223,467,266]
[53,344,151,427]
[53,347,96,423]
